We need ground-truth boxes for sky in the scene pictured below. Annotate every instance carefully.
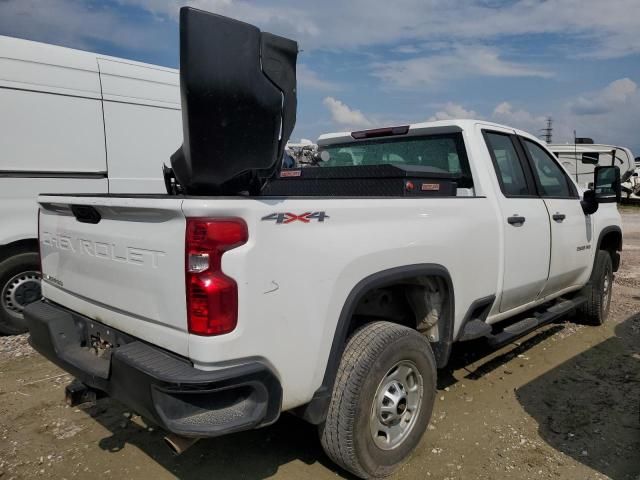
[1,0,639,153]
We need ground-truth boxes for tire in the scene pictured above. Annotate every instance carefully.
[319,321,437,479]
[0,251,41,335]
[578,250,613,326]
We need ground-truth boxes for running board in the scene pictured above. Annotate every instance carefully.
[487,296,586,348]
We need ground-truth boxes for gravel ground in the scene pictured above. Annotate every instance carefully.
[0,210,639,480]
[0,334,33,361]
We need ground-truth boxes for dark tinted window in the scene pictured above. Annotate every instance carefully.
[523,139,574,197]
[485,132,530,196]
[316,133,471,180]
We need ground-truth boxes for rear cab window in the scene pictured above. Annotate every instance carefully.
[315,133,473,188]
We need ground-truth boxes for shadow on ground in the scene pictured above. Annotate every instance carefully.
[72,315,640,480]
[516,313,640,480]
[438,323,565,388]
[84,401,351,480]
[79,325,568,480]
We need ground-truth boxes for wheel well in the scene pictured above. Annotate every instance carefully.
[348,276,451,341]
[340,272,456,375]
[298,264,455,425]
[598,229,622,271]
[0,239,39,263]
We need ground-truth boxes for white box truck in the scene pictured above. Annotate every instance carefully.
[0,35,182,334]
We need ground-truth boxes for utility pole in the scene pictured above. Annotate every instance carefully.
[541,117,553,143]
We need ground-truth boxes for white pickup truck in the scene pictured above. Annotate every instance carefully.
[24,8,623,479]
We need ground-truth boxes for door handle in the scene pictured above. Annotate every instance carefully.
[507,215,526,226]
[552,213,566,222]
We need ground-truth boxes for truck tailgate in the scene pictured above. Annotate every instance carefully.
[38,195,188,355]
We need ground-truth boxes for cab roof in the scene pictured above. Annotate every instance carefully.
[317,119,539,146]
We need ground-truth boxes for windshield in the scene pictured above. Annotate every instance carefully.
[315,133,472,179]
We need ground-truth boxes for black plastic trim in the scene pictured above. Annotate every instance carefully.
[0,171,107,179]
[455,295,496,341]
[24,300,282,437]
[596,225,623,272]
[71,205,102,224]
[38,193,487,200]
[0,85,180,111]
[299,264,454,424]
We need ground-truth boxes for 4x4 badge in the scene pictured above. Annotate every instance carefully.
[261,212,329,224]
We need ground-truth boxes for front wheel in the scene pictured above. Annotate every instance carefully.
[0,251,41,335]
[578,250,613,326]
[319,321,437,479]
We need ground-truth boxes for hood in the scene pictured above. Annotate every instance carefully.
[170,7,298,195]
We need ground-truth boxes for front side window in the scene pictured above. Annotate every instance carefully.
[523,139,575,198]
[484,132,530,197]
[316,133,472,185]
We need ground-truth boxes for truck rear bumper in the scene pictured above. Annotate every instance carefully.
[24,300,282,437]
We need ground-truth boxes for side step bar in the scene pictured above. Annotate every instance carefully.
[486,296,586,348]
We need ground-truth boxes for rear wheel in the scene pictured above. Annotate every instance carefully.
[578,250,613,326]
[319,321,437,479]
[0,251,41,335]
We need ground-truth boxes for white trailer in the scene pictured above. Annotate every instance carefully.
[550,142,636,194]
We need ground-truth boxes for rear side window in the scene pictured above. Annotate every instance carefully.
[522,139,576,198]
[484,132,530,197]
[316,133,471,181]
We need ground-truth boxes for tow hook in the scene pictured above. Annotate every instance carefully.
[65,379,104,407]
[164,433,200,455]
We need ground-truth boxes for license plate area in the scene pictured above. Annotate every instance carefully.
[83,320,134,361]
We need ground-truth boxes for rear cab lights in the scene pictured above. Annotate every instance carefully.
[185,218,248,336]
[351,125,409,140]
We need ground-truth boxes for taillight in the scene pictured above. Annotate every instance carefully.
[185,218,248,336]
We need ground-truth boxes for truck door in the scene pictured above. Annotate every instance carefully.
[483,130,551,312]
[519,138,592,295]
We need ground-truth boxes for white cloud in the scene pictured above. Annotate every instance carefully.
[425,101,547,139]
[372,46,552,88]
[323,97,372,129]
[570,78,637,115]
[118,0,640,58]
[297,64,340,91]
[392,44,421,55]
[491,102,548,135]
[0,0,171,54]
[424,78,640,151]
[428,102,479,121]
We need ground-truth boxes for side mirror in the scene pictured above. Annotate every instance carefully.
[581,152,599,165]
[594,165,621,203]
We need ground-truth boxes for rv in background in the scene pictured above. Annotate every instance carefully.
[550,140,636,195]
[0,35,182,334]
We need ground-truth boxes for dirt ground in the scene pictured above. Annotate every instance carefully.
[1,211,639,480]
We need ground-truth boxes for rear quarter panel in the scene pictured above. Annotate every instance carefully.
[182,196,501,409]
